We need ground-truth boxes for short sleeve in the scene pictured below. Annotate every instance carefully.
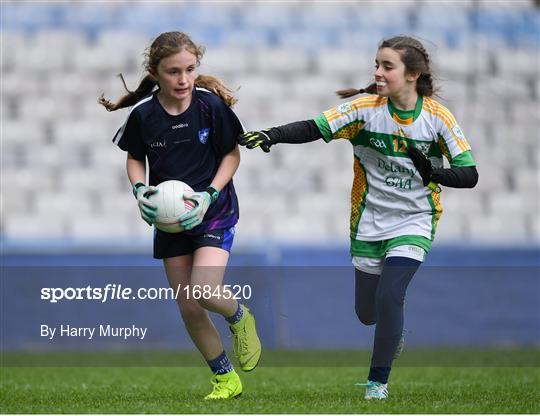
[212,102,244,156]
[435,109,476,167]
[113,110,146,161]
[318,101,365,143]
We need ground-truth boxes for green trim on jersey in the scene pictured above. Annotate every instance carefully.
[314,115,333,142]
[350,235,432,258]
[387,96,423,122]
[351,130,442,158]
[450,150,476,167]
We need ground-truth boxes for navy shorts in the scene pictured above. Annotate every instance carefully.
[153,227,236,259]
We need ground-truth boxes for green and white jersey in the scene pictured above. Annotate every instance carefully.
[314,95,475,256]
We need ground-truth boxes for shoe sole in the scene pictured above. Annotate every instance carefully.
[204,393,242,400]
[204,389,243,400]
[240,349,262,372]
[365,394,388,400]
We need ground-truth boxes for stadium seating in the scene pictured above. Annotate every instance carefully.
[1,1,538,248]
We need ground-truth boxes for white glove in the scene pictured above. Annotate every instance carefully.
[179,190,212,230]
[133,182,158,226]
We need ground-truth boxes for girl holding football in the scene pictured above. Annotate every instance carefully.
[99,31,261,400]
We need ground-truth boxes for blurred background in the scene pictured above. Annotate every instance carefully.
[1,0,539,355]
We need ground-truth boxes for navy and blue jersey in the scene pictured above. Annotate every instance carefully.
[113,87,243,234]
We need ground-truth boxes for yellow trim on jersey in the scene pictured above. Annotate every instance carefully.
[334,121,365,141]
[325,100,383,123]
[423,97,456,128]
[423,97,470,152]
[431,189,443,233]
[392,113,414,125]
[350,158,368,233]
[325,95,386,123]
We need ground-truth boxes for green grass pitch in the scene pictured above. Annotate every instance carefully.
[1,350,539,413]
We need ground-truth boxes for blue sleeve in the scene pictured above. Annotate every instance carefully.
[113,111,146,161]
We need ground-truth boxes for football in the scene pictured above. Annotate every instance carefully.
[149,180,196,233]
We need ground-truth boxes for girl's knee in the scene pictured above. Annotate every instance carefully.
[196,296,220,311]
[179,300,206,323]
[355,304,376,325]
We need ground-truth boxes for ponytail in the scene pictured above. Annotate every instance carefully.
[416,73,438,98]
[98,74,157,112]
[98,73,238,111]
[336,82,377,99]
[195,74,238,107]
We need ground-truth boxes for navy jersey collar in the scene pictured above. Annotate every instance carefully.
[154,87,198,118]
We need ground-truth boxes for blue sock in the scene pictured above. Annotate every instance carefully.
[206,351,233,375]
[225,303,244,325]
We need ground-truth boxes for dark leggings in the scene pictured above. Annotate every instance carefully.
[355,256,421,383]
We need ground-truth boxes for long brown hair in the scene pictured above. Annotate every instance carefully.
[336,36,438,99]
[98,31,237,111]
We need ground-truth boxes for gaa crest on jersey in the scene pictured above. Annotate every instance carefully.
[452,124,465,140]
[415,142,431,154]
[336,102,352,114]
[198,128,210,144]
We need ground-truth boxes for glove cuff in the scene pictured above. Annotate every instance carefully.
[205,186,219,203]
[263,128,278,144]
[132,182,146,198]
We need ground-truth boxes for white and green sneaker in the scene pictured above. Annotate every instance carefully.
[229,305,261,372]
[358,380,389,400]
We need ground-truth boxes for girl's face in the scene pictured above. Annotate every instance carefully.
[374,47,418,98]
[155,49,197,104]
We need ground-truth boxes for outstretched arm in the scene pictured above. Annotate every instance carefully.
[238,120,322,152]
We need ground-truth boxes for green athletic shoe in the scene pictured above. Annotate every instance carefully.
[204,370,242,400]
[229,305,262,372]
[361,380,389,400]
